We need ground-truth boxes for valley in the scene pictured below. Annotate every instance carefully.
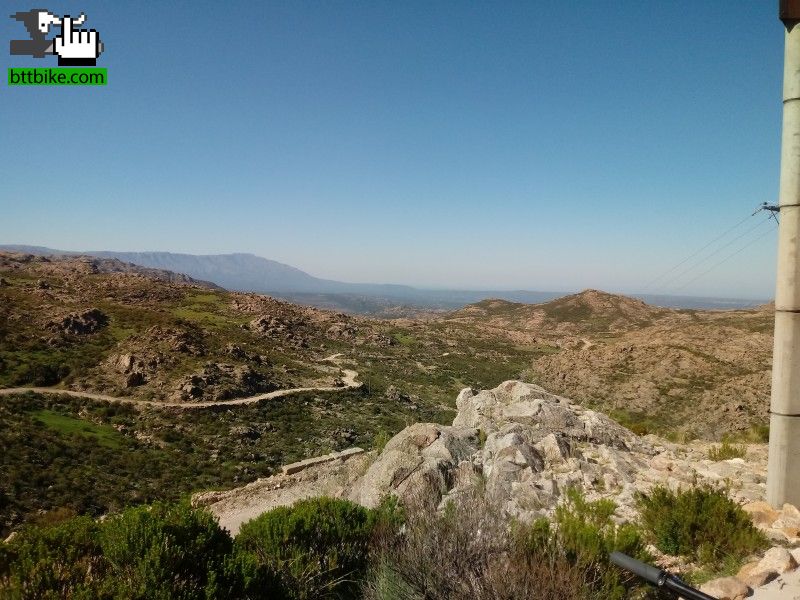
[0,251,774,537]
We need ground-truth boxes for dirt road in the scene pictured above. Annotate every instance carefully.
[0,361,360,409]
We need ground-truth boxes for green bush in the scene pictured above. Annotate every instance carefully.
[636,484,767,566]
[0,503,257,599]
[522,488,651,600]
[235,496,379,599]
[707,441,747,461]
[99,502,236,600]
[0,515,106,599]
[372,429,391,453]
[12,360,70,386]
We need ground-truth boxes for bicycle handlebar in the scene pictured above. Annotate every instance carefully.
[610,552,717,600]
[610,551,665,585]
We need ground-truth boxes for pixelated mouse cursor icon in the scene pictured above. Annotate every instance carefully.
[54,14,103,66]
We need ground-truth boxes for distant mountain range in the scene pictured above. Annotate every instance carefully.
[0,245,768,314]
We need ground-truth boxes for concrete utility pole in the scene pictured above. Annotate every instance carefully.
[767,1,800,507]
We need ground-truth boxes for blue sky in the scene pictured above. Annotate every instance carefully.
[0,1,785,299]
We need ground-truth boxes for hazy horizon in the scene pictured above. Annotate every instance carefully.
[0,242,772,302]
[0,1,782,299]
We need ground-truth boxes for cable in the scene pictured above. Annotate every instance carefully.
[672,224,777,293]
[653,216,772,293]
[641,213,754,291]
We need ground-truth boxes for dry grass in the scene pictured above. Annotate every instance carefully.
[362,489,590,600]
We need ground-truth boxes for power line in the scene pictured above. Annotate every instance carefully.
[652,215,773,293]
[672,224,777,293]
[641,212,755,291]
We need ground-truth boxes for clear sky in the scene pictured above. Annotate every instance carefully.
[0,1,786,299]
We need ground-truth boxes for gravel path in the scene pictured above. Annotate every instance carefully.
[0,359,360,409]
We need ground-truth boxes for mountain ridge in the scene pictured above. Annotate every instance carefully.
[0,245,767,313]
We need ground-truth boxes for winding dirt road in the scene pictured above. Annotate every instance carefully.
[0,356,360,410]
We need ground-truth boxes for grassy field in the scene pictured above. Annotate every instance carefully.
[32,409,127,449]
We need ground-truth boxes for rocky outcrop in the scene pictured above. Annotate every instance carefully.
[348,424,479,509]
[249,314,310,348]
[50,308,108,335]
[346,381,656,522]
[171,362,274,402]
[198,380,773,531]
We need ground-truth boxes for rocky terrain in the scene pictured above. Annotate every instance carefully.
[195,380,798,599]
[0,251,537,410]
[0,250,780,545]
[0,252,774,437]
[195,380,770,533]
[446,289,773,438]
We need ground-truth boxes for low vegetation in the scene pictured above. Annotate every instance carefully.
[636,484,768,569]
[236,497,394,599]
[0,390,452,537]
[2,484,772,599]
[2,493,667,600]
[707,440,747,461]
[523,489,652,600]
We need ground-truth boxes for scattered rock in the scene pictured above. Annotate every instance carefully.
[791,547,800,565]
[334,428,357,443]
[172,362,273,402]
[125,371,146,388]
[225,343,263,364]
[737,560,777,588]
[50,308,109,335]
[230,425,261,440]
[326,322,358,340]
[743,501,781,529]
[362,332,395,347]
[773,503,800,534]
[756,546,798,575]
[699,576,750,600]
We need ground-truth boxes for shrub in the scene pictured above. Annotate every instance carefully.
[477,428,488,449]
[524,488,652,600]
[235,496,379,599]
[363,491,590,600]
[708,441,747,461]
[12,360,70,386]
[372,429,391,453]
[0,515,106,599]
[636,484,767,566]
[100,501,236,600]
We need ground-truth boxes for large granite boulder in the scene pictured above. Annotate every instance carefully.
[347,423,479,508]
[349,381,655,522]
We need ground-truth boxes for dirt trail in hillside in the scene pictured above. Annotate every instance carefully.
[0,358,360,409]
[195,450,371,535]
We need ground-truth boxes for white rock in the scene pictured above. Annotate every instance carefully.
[737,560,777,588]
[699,576,750,600]
[756,547,798,575]
[538,433,570,464]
